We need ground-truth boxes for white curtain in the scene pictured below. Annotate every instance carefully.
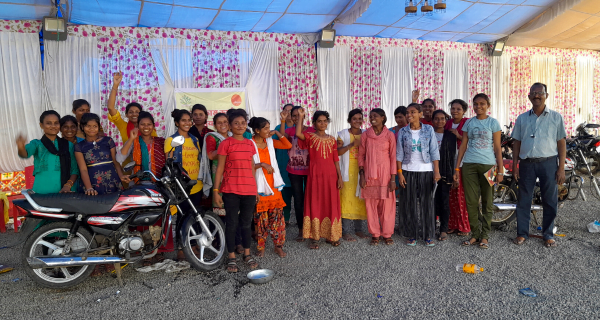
[490,55,511,127]
[442,50,469,113]
[44,37,101,117]
[317,46,351,135]
[148,38,194,137]
[381,47,414,126]
[575,55,595,124]
[246,41,280,127]
[530,54,557,110]
[0,32,44,172]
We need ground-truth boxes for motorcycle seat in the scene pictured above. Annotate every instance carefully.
[29,192,120,215]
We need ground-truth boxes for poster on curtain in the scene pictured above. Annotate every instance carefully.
[174,88,246,129]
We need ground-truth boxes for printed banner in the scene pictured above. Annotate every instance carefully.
[175,88,245,129]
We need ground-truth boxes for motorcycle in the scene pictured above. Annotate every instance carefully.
[572,122,600,174]
[14,136,226,289]
[500,122,515,159]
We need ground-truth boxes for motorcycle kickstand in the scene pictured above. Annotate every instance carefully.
[110,249,124,286]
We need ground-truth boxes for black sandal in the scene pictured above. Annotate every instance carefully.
[243,255,259,269]
[370,237,380,246]
[226,258,238,273]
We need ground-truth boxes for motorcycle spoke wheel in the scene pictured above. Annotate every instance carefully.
[492,184,517,225]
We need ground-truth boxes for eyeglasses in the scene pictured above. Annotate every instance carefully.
[529,91,546,97]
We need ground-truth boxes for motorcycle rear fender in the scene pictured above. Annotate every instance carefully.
[12,199,75,221]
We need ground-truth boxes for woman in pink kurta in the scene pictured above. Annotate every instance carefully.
[296,109,343,249]
[359,109,397,245]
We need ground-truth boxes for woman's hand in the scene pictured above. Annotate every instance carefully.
[453,170,460,183]
[269,130,280,138]
[449,128,460,138]
[451,180,459,189]
[433,171,441,182]
[214,193,223,207]
[129,128,138,140]
[113,71,123,86]
[412,89,420,103]
[120,176,131,184]
[337,175,343,190]
[388,178,396,192]
[297,108,306,123]
[496,173,504,185]
[359,172,366,189]
[280,110,289,123]
[256,193,261,203]
[398,172,407,188]
[85,188,98,196]
[261,163,274,174]
[59,185,73,193]
[15,134,26,148]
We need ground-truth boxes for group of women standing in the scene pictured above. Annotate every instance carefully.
[14,70,504,274]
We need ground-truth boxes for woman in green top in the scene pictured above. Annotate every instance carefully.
[16,110,79,194]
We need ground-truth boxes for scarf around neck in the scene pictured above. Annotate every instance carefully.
[40,135,71,186]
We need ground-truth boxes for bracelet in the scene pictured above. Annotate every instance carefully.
[397,169,402,173]
[455,168,460,171]
[85,188,94,192]
[497,173,504,176]
[213,188,219,192]
[64,180,74,187]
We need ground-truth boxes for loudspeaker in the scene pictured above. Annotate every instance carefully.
[319,29,336,48]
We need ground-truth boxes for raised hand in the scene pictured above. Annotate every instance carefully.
[129,128,139,140]
[15,134,27,149]
[280,109,290,123]
[113,71,123,86]
[412,89,420,103]
[297,108,306,120]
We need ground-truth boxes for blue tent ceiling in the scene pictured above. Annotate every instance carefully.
[1,0,560,44]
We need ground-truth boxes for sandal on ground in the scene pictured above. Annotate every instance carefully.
[342,234,357,242]
[309,240,319,249]
[274,246,287,258]
[457,232,470,236]
[461,238,478,246]
[235,244,244,254]
[406,239,417,246]
[438,232,448,241]
[479,240,489,249]
[295,236,305,242]
[425,239,436,247]
[513,236,526,245]
[383,237,394,245]
[447,229,457,234]
[243,255,259,269]
[370,237,380,246]
[544,239,557,248]
[226,258,238,273]
[256,249,265,257]
[355,231,369,239]
[326,240,341,247]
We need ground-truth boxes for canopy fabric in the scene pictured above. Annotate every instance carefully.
[0,0,563,46]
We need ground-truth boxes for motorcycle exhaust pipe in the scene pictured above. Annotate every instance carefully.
[493,203,543,211]
[27,256,128,269]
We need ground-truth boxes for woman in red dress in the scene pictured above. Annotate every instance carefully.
[296,109,343,249]
[445,99,471,236]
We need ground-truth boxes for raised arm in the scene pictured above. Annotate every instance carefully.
[15,135,28,158]
[107,72,123,117]
[279,110,289,138]
[295,108,307,141]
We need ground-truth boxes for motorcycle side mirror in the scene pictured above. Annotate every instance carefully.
[171,136,185,148]
[122,162,138,172]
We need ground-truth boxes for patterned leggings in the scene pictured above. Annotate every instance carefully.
[254,207,286,251]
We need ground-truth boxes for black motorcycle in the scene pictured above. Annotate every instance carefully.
[573,122,600,174]
[500,122,514,159]
[14,136,226,289]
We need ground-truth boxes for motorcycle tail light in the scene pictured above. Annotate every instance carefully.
[595,141,600,147]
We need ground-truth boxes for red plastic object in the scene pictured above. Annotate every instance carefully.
[24,166,34,189]
[0,199,5,233]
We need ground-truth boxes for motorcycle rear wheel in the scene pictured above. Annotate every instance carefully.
[491,184,518,227]
[21,222,96,289]
[182,211,226,272]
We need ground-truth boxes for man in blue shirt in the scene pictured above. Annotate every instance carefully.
[511,82,567,248]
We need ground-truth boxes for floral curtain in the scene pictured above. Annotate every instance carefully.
[350,45,382,117]
[193,39,240,89]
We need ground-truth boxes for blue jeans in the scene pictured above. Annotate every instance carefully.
[516,156,558,240]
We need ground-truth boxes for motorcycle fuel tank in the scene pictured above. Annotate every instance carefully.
[110,185,166,212]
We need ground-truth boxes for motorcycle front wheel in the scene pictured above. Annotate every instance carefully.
[182,211,226,272]
[21,222,96,289]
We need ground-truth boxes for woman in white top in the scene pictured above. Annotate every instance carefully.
[396,104,441,247]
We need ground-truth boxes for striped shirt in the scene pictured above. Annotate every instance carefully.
[217,137,257,195]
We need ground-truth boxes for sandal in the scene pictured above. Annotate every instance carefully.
[438,232,448,241]
[295,236,305,242]
[461,238,478,246]
[425,239,436,247]
[243,255,259,269]
[544,239,557,248]
[256,249,265,257]
[226,258,238,273]
[355,231,369,239]
[370,237,380,246]
[479,240,489,249]
[326,240,341,247]
[342,234,357,242]
[383,237,394,245]
[513,236,526,245]
[406,239,417,246]
[309,240,319,249]
[457,232,470,236]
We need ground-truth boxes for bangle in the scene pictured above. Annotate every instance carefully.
[213,188,219,192]
[86,188,94,192]
[397,169,402,173]
[455,168,460,171]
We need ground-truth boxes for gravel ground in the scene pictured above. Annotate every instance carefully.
[1,185,600,320]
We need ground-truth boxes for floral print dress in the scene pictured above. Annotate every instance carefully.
[75,136,122,195]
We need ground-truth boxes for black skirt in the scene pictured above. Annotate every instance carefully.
[397,171,436,240]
